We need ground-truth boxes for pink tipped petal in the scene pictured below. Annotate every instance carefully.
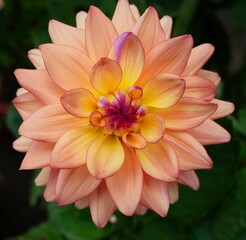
[49,20,86,54]
[19,104,87,142]
[20,141,54,169]
[137,35,193,86]
[178,170,200,190]
[75,198,89,210]
[140,113,165,143]
[183,76,216,100]
[61,88,97,118]
[16,88,28,97]
[28,49,45,69]
[183,44,214,76]
[44,169,59,202]
[161,98,218,130]
[35,167,51,186]
[160,16,173,40]
[135,205,147,215]
[91,58,122,94]
[122,132,147,149]
[85,6,118,63]
[112,0,136,34]
[76,11,87,29]
[56,165,101,205]
[140,174,170,217]
[40,44,93,92]
[136,140,178,182]
[168,183,179,204]
[13,93,44,120]
[142,73,185,108]
[14,69,65,104]
[51,127,102,168]
[165,130,213,170]
[198,69,221,86]
[132,7,165,53]
[130,4,140,20]
[89,182,116,228]
[186,119,231,145]
[87,135,124,179]
[106,147,143,216]
[211,99,235,119]
[13,136,32,152]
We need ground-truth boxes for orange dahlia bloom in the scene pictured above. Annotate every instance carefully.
[13,0,234,227]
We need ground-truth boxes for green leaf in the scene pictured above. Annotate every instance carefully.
[6,104,22,138]
[230,108,246,136]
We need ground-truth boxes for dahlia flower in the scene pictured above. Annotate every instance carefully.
[13,0,234,227]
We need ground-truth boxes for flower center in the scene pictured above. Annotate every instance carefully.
[90,86,146,136]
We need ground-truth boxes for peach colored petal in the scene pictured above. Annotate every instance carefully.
[109,33,145,90]
[106,147,143,216]
[76,11,87,29]
[168,183,179,204]
[91,58,122,94]
[61,88,97,118]
[12,93,44,120]
[183,44,214,76]
[112,0,136,34]
[40,44,94,92]
[44,169,59,202]
[160,16,173,40]
[56,165,101,205]
[16,88,28,97]
[165,130,212,170]
[132,7,165,53]
[136,140,178,182]
[13,136,32,152]
[140,113,165,143]
[49,20,86,54]
[135,205,147,215]
[87,135,124,179]
[28,49,45,69]
[178,170,199,190]
[75,198,89,210]
[142,73,185,108]
[20,141,54,169]
[186,119,231,145]
[89,182,116,228]
[137,35,193,86]
[14,69,65,104]
[161,98,218,130]
[130,4,140,20]
[51,127,103,168]
[35,167,51,186]
[85,6,118,63]
[140,174,169,217]
[19,104,87,142]
[211,99,235,119]
[122,132,146,149]
[198,69,221,86]
[183,76,216,101]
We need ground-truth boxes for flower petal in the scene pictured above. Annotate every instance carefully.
[85,6,118,63]
[76,11,87,29]
[13,136,32,152]
[40,44,93,92]
[168,183,179,204]
[49,20,86,54]
[198,69,221,86]
[56,165,101,205]
[183,76,216,100]
[211,99,235,119]
[178,170,199,190]
[137,35,193,86]
[160,16,173,40]
[132,7,165,53]
[44,169,59,202]
[20,141,54,169]
[106,146,143,216]
[142,73,185,108]
[14,69,65,104]
[140,174,170,217]
[35,167,51,186]
[186,119,231,145]
[135,205,147,215]
[136,140,178,181]
[182,43,214,76]
[19,104,87,142]
[91,58,122,94]
[61,88,97,118]
[89,182,116,228]
[87,135,124,179]
[161,98,218,130]
[140,113,165,143]
[112,0,136,34]
[130,4,140,20]
[165,130,212,170]
[28,49,45,69]
[122,132,146,149]
[75,198,89,210]
[51,127,103,168]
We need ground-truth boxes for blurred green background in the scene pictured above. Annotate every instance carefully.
[0,0,246,239]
